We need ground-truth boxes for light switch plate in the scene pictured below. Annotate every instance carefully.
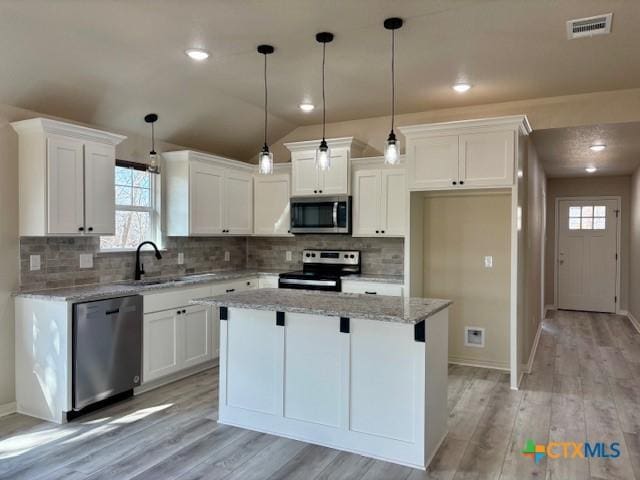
[224,251,230,262]
[79,253,93,269]
[484,256,493,268]
[30,255,41,271]
[178,252,184,265]
[286,251,292,262]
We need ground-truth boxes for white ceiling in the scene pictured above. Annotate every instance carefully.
[532,122,640,177]
[1,0,640,160]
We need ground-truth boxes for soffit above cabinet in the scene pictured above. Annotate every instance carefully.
[398,115,532,138]
[283,137,367,156]
[11,118,126,146]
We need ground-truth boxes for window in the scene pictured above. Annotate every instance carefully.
[100,163,158,250]
[569,205,606,230]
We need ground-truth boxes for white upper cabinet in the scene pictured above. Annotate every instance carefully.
[12,118,126,236]
[164,150,254,236]
[254,167,291,236]
[352,161,406,237]
[285,137,366,197]
[400,116,531,191]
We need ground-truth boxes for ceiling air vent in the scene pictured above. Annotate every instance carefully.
[567,13,612,39]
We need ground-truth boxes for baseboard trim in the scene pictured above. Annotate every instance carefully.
[0,402,16,418]
[626,311,640,334]
[134,360,218,395]
[524,321,543,375]
[544,305,556,317]
[448,359,510,372]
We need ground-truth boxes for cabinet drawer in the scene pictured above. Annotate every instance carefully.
[341,281,403,297]
[143,286,211,313]
[258,275,279,289]
[212,277,258,295]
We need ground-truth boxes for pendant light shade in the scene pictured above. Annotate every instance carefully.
[316,32,334,171]
[144,113,160,174]
[384,17,403,165]
[257,44,275,175]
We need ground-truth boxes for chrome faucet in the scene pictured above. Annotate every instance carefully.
[134,241,163,280]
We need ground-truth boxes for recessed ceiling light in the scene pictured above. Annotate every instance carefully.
[452,83,471,93]
[299,103,315,112]
[589,144,606,152]
[185,48,210,61]
[586,166,597,173]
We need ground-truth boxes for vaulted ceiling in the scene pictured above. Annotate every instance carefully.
[1,0,639,160]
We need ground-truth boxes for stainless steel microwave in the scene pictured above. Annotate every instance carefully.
[290,196,351,234]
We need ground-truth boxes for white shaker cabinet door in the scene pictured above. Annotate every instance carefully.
[353,170,381,236]
[84,142,116,235]
[224,170,253,235]
[459,130,514,187]
[189,160,225,235]
[291,152,319,196]
[182,305,214,369]
[380,170,406,236]
[143,309,181,383]
[254,174,291,235]
[407,135,459,190]
[47,136,85,234]
[320,150,349,195]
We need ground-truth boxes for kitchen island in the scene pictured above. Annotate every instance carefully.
[193,288,451,470]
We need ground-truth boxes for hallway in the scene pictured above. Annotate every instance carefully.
[0,311,639,479]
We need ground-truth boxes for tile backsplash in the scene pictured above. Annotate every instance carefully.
[247,236,404,275]
[19,235,404,290]
[19,236,247,291]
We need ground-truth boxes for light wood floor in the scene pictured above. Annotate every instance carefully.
[1,310,639,479]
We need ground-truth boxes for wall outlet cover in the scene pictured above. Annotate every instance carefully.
[286,251,292,262]
[484,256,493,268]
[224,251,230,262]
[178,252,184,265]
[30,255,41,271]
[79,253,94,269]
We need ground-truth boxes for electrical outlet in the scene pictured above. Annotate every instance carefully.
[224,251,230,262]
[79,253,93,269]
[30,255,41,271]
[177,252,184,265]
[484,256,493,268]
[286,251,292,262]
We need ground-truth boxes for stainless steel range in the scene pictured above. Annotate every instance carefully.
[278,249,361,292]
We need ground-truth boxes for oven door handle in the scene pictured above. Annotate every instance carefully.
[279,278,338,287]
[332,202,338,228]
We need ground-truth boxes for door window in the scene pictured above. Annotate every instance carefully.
[568,205,606,230]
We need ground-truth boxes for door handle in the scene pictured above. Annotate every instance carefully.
[332,202,338,228]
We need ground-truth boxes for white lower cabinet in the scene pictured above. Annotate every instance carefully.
[143,309,181,382]
[341,281,404,296]
[182,305,214,369]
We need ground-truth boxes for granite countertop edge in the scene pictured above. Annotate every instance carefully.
[193,290,451,325]
[14,271,405,302]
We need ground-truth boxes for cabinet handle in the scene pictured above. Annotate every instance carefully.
[319,190,323,193]
[452,181,457,186]
[365,291,377,295]
[226,288,235,293]
[381,230,385,234]
[314,190,318,194]
[182,309,186,314]
[177,310,182,315]
[87,227,93,232]
[375,230,379,234]
[78,226,84,232]
[460,180,465,185]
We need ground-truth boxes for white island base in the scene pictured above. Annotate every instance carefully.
[217,307,449,470]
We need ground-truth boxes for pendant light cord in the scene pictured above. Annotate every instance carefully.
[322,41,326,140]
[263,52,268,147]
[151,121,155,153]
[391,28,395,132]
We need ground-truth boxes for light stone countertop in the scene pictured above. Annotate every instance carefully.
[14,270,405,303]
[341,274,404,284]
[193,288,451,325]
[14,270,282,302]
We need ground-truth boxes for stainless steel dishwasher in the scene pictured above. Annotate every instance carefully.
[73,295,143,411]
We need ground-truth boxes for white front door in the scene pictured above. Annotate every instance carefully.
[557,198,619,313]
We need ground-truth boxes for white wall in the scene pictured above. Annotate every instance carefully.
[631,167,640,321]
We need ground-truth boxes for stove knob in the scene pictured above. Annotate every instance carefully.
[312,253,316,258]
[344,254,348,258]
[305,253,311,257]
[350,254,355,258]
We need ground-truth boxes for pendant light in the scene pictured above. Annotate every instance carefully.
[316,32,334,171]
[144,113,160,174]
[383,17,403,165]
[257,44,275,175]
